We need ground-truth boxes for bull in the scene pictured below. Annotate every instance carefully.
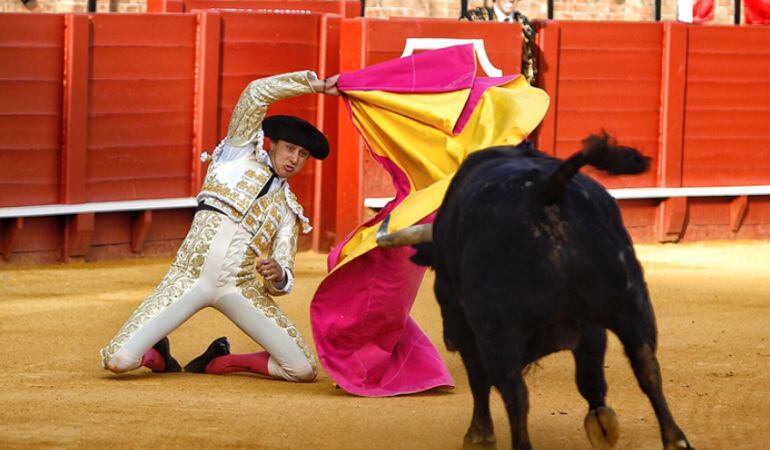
[377,135,693,450]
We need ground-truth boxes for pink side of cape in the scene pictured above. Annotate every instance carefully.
[310,45,514,396]
[311,103,451,397]
[336,44,476,94]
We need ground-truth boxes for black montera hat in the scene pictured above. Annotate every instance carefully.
[263,115,329,160]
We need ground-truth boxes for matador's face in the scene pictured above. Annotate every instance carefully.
[269,139,310,179]
[496,0,519,15]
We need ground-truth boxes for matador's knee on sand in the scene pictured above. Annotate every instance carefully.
[101,350,141,374]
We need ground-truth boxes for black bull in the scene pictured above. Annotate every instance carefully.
[377,135,693,450]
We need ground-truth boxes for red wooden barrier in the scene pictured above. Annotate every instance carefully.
[542,21,663,189]
[86,14,197,202]
[676,26,770,241]
[60,14,199,259]
[0,14,64,207]
[0,11,333,262]
[4,16,770,264]
[683,26,770,187]
[534,22,770,243]
[0,15,65,263]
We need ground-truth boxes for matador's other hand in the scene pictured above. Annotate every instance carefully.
[256,258,285,283]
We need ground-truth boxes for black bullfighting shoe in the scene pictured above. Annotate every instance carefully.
[153,337,182,373]
[184,337,231,374]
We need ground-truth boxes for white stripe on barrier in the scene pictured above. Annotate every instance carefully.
[608,185,770,199]
[363,185,770,209]
[3,185,770,219]
[0,197,198,219]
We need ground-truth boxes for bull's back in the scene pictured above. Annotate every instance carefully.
[437,154,641,318]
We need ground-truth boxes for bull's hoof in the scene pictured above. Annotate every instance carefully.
[584,406,620,448]
[463,425,497,448]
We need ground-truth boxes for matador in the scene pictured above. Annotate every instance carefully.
[100,70,338,382]
[462,0,538,86]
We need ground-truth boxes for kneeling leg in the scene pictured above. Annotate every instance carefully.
[214,288,317,382]
[101,282,208,373]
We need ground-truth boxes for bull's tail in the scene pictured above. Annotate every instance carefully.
[539,132,650,205]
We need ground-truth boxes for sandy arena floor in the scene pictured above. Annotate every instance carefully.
[0,242,769,449]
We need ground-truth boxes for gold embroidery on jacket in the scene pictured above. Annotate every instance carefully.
[236,179,261,197]
[198,162,272,219]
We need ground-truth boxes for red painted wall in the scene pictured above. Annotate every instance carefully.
[682,26,770,187]
[549,22,663,189]
[3,15,770,265]
[86,14,197,202]
[0,15,64,207]
[0,11,331,263]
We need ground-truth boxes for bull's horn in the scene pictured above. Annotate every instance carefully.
[376,219,433,248]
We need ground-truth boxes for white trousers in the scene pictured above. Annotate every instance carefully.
[100,210,317,382]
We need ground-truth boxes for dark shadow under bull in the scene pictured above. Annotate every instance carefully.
[377,134,693,450]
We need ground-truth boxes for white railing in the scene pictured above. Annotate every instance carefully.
[3,185,770,219]
[0,197,197,219]
[363,185,770,209]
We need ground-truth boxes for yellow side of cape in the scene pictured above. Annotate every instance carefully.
[336,76,550,269]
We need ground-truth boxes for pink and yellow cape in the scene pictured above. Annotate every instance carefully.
[310,44,550,396]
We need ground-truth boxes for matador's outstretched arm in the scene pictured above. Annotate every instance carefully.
[224,70,322,148]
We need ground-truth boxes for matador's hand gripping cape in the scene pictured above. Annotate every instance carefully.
[310,45,550,396]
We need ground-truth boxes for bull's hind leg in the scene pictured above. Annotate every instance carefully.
[610,296,693,450]
[623,343,693,450]
[457,324,497,448]
[573,325,619,449]
[436,279,496,448]
[497,369,531,450]
[473,324,531,450]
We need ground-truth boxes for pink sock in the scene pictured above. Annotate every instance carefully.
[205,351,271,376]
[141,348,165,372]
